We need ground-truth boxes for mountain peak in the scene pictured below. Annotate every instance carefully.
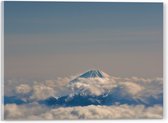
[70,69,110,83]
[79,69,109,78]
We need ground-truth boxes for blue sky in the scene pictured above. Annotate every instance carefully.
[4,2,163,79]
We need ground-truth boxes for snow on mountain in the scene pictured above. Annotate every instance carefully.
[70,69,110,83]
[78,69,110,78]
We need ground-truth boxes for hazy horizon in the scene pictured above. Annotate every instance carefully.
[4,2,163,80]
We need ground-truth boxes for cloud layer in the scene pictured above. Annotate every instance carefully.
[4,104,163,120]
[5,76,163,101]
[4,76,163,120]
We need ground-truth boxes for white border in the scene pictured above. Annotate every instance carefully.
[0,0,4,121]
[0,0,167,122]
[0,0,164,2]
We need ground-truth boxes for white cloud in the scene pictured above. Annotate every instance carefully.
[68,77,162,99]
[5,78,71,100]
[31,78,71,100]
[4,103,49,120]
[5,76,163,101]
[16,84,31,94]
[4,76,163,120]
[4,104,24,119]
[30,84,55,100]
[4,104,163,120]
[118,82,144,96]
[68,77,117,96]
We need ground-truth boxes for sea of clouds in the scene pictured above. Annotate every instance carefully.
[4,76,163,120]
[4,103,162,120]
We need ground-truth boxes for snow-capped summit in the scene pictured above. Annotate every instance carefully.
[70,69,110,83]
[79,69,110,78]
